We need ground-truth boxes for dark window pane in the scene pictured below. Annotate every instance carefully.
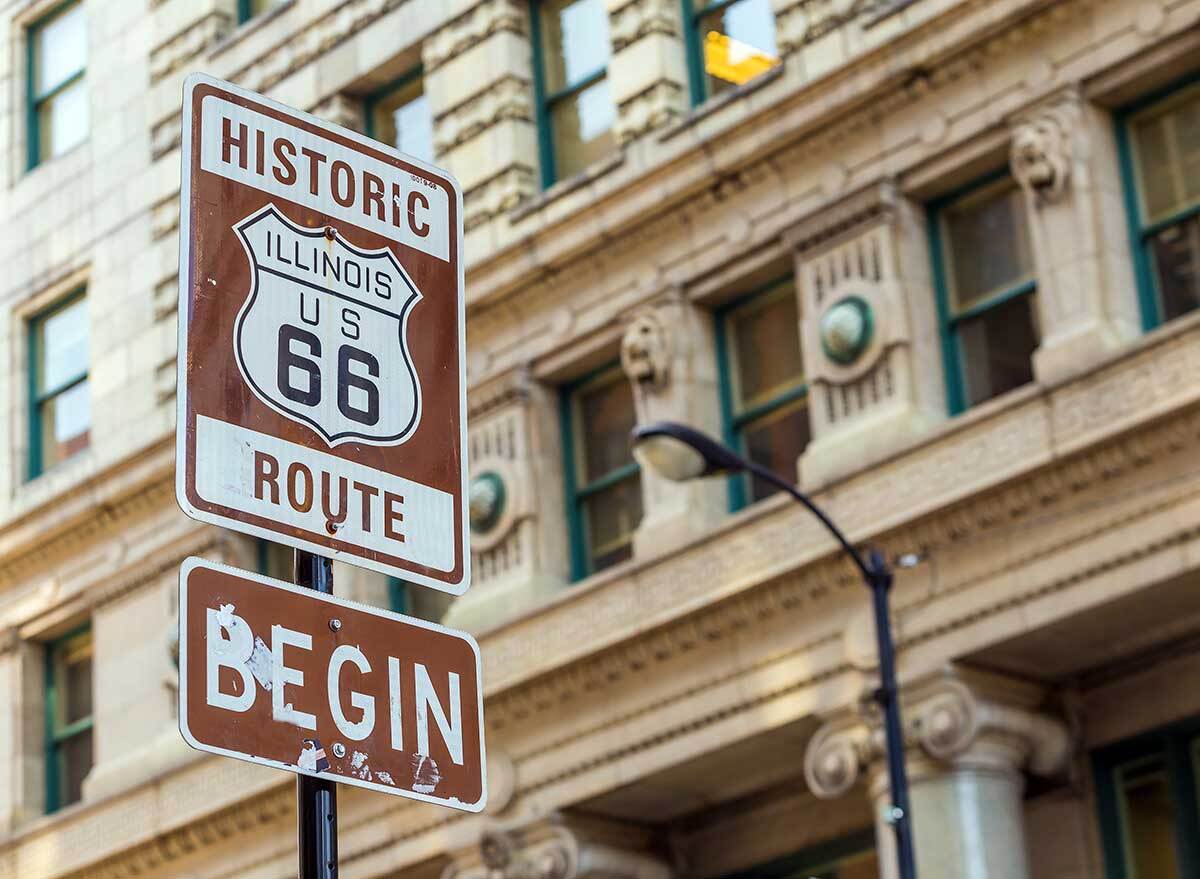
[260,540,293,580]
[944,181,1034,312]
[60,728,92,808]
[730,281,803,411]
[957,292,1038,407]
[583,474,642,573]
[540,0,610,94]
[696,0,779,98]
[741,398,810,502]
[550,77,615,180]
[1149,213,1200,322]
[577,374,636,482]
[62,650,92,727]
[1117,755,1182,879]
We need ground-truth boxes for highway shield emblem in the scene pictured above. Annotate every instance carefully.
[233,204,423,446]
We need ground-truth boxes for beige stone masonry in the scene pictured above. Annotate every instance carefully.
[621,294,726,557]
[607,0,689,144]
[790,183,946,489]
[1010,87,1143,386]
[443,370,570,632]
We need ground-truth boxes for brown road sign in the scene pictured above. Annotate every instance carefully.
[175,73,468,594]
[179,558,486,811]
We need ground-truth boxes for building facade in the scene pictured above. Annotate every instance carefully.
[1,0,1200,876]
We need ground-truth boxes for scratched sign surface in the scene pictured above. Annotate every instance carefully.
[179,558,486,810]
[175,73,469,594]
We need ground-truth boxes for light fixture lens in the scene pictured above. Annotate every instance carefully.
[632,434,708,482]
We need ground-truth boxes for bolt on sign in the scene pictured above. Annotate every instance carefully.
[175,73,468,594]
[179,558,487,810]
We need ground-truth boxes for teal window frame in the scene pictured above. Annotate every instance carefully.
[237,0,284,24]
[529,0,612,189]
[44,625,93,814]
[1093,716,1200,879]
[1114,73,1200,331]
[927,170,1038,415]
[560,363,641,581]
[25,0,85,171]
[720,829,876,879]
[27,287,88,480]
[388,577,411,614]
[715,275,808,512]
[364,66,429,157]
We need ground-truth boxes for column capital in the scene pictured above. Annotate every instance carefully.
[804,667,1071,799]
[441,816,671,879]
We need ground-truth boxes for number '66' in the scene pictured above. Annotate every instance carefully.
[276,323,381,426]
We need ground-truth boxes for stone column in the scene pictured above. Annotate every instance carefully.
[423,1,538,235]
[607,0,690,145]
[1011,87,1141,387]
[0,633,45,829]
[805,668,1071,879]
[442,816,672,879]
[621,294,726,558]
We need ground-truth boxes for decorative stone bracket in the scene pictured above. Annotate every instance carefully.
[442,816,672,879]
[804,668,1071,799]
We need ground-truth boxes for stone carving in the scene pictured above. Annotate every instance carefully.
[151,194,180,241]
[775,0,911,54]
[311,93,365,134]
[1010,97,1078,204]
[477,831,571,879]
[609,0,680,52]
[620,310,672,390]
[465,166,537,230]
[435,77,534,155]
[149,12,231,83]
[616,82,686,144]
[424,0,526,73]
[805,669,1072,800]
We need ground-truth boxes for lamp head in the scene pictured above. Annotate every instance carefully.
[630,421,748,482]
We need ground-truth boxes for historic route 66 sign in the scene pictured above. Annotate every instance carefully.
[176,74,469,594]
[234,205,422,446]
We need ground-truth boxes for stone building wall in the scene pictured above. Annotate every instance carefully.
[0,0,1199,877]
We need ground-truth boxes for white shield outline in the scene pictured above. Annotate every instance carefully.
[232,203,424,447]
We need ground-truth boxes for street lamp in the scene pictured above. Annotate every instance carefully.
[630,420,918,879]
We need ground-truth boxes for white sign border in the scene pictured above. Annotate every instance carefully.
[178,556,488,812]
[176,72,471,596]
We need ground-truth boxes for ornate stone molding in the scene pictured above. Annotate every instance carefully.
[620,309,673,392]
[616,82,686,145]
[1010,90,1080,204]
[609,0,679,52]
[310,93,366,134]
[468,367,536,422]
[804,668,1071,799]
[424,0,526,73]
[465,166,537,230]
[774,0,913,55]
[782,180,899,256]
[435,77,534,155]
[442,817,670,879]
[151,194,180,241]
[148,12,231,84]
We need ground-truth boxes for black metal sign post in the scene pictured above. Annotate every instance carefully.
[294,549,338,879]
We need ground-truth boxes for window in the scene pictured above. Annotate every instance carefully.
[366,70,435,164]
[45,628,93,813]
[257,539,293,580]
[531,0,617,187]
[930,174,1040,413]
[683,0,780,106]
[717,277,810,509]
[562,366,642,579]
[27,1,87,169]
[237,0,287,24]
[1119,81,1200,328]
[28,292,90,478]
[722,830,877,879]
[1094,719,1200,878]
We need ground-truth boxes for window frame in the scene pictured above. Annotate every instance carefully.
[715,275,808,512]
[719,828,876,879]
[560,363,641,581]
[364,66,429,157]
[928,170,1039,415]
[680,0,776,107]
[1093,716,1200,879]
[25,0,86,171]
[237,0,284,24]
[529,0,613,188]
[44,625,93,815]
[27,287,88,480]
[1115,73,1200,332]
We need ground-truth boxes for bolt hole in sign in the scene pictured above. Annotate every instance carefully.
[175,73,470,594]
[179,558,487,810]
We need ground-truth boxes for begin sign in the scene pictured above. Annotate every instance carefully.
[179,558,486,811]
